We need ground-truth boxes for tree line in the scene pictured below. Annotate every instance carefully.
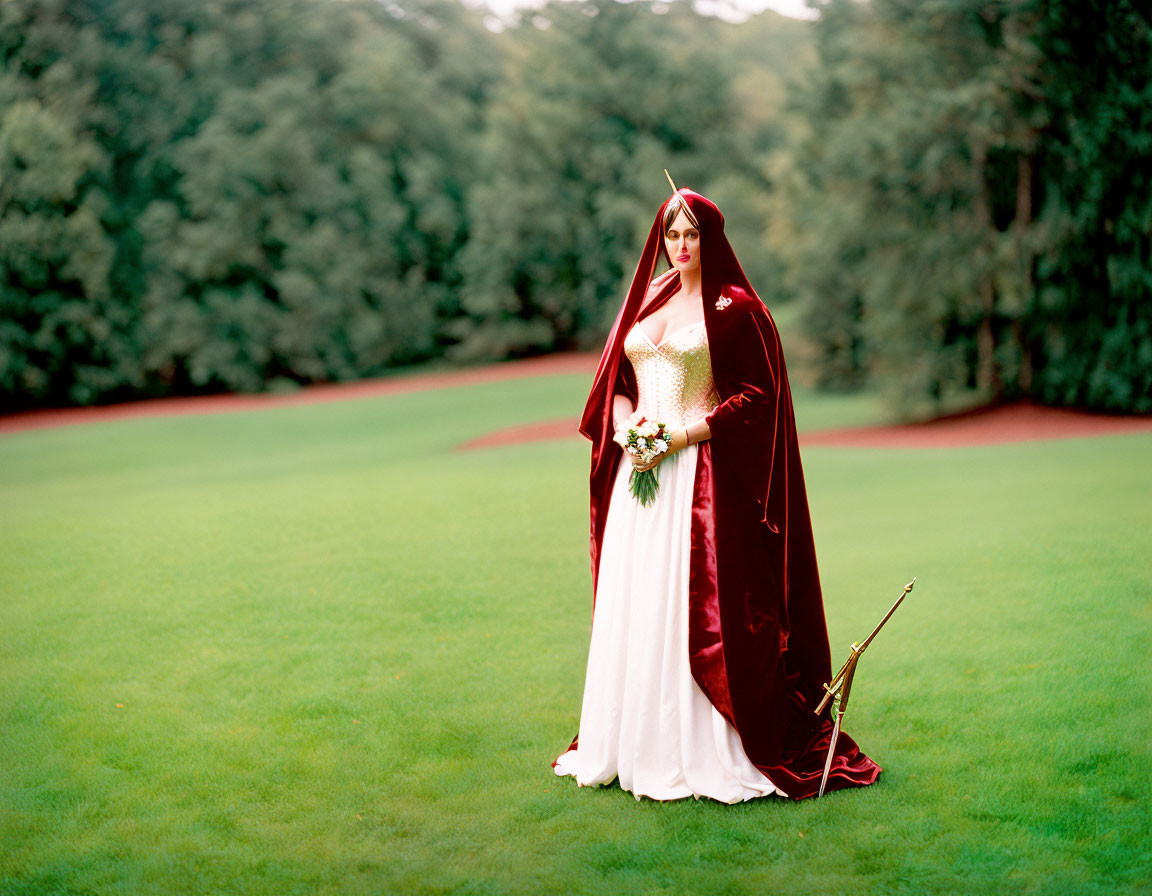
[780,0,1151,414]
[1,0,1147,413]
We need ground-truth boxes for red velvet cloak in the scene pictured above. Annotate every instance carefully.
[567,189,881,800]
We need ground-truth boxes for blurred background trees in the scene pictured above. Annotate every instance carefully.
[779,0,1151,414]
[451,1,799,360]
[1,0,1148,414]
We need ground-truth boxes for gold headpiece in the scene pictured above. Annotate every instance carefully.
[664,169,699,229]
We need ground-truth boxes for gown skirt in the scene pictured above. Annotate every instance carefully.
[554,440,786,802]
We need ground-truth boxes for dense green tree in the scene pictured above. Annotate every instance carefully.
[782,0,1150,413]
[1021,0,1152,411]
[0,0,494,407]
[449,0,789,360]
[22,0,1146,415]
[0,0,811,409]
[0,97,122,404]
[136,2,475,392]
[457,1,682,359]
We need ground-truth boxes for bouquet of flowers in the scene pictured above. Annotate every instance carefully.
[613,414,672,506]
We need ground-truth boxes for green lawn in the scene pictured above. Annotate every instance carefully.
[1,372,1149,896]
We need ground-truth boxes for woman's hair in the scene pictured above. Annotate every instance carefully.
[663,196,695,233]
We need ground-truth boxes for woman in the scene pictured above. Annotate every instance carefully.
[553,180,882,802]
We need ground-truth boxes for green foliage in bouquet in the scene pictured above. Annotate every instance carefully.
[628,467,660,507]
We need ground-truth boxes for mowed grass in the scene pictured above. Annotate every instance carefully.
[1,371,1149,896]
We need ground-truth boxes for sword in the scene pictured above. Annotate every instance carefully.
[816,577,916,797]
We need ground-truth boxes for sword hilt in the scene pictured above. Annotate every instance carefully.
[814,643,861,715]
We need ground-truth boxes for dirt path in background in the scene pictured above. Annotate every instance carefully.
[3,353,1149,447]
[799,401,1152,448]
[456,400,1152,450]
[0,353,599,436]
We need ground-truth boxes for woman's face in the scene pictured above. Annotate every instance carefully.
[664,207,701,275]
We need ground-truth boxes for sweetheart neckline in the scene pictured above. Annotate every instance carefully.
[635,319,706,351]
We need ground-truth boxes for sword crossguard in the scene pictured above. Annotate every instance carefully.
[815,677,843,715]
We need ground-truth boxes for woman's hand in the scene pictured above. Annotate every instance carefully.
[630,427,689,472]
[631,451,659,473]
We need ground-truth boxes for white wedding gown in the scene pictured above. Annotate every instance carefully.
[554,319,786,802]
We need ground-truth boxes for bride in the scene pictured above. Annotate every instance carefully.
[553,177,882,801]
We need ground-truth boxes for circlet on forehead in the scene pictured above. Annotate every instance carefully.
[663,168,700,230]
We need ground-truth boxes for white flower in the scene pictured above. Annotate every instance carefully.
[638,423,656,438]
[636,438,647,451]
[654,439,668,453]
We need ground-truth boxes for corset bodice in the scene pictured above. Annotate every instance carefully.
[624,320,719,429]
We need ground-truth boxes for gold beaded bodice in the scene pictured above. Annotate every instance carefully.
[624,320,719,429]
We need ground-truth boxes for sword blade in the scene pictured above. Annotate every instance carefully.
[818,710,844,798]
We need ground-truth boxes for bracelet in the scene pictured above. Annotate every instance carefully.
[684,428,692,447]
